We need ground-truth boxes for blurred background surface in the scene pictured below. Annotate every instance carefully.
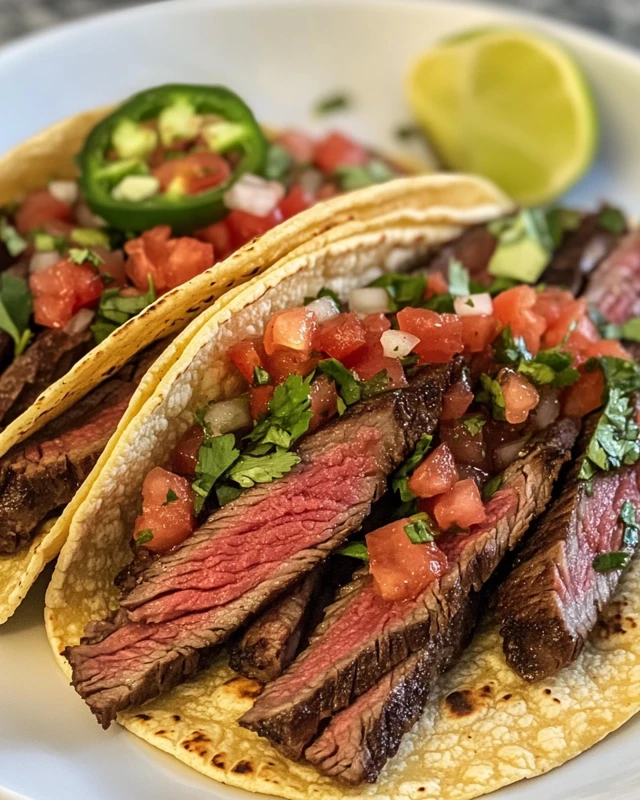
[1,0,640,47]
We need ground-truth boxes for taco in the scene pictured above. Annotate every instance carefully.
[46,179,640,798]
[0,82,424,623]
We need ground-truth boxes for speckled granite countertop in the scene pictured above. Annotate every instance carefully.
[1,0,640,47]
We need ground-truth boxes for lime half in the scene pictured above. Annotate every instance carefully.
[406,28,598,204]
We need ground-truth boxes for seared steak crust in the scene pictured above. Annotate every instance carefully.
[240,419,579,759]
[584,229,640,324]
[0,329,92,428]
[66,365,451,728]
[305,595,478,784]
[229,568,324,683]
[497,418,640,681]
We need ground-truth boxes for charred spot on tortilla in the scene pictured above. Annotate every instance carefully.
[444,689,476,717]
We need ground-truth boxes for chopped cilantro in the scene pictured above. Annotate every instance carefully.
[391,434,433,503]
[476,374,506,421]
[227,448,301,488]
[135,529,154,547]
[593,551,630,572]
[370,272,426,311]
[487,276,519,296]
[598,207,627,235]
[404,513,437,544]
[482,473,503,501]
[253,365,271,387]
[0,275,33,356]
[264,144,293,180]
[620,500,639,548]
[215,484,243,506]
[423,292,455,313]
[304,286,342,308]
[336,541,369,561]
[68,247,104,267]
[246,373,313,450]
[0,217,27,257]
[33,231,67,253]
[91,275,156,344]
[192,433,240,514]
[545,207,581,247]
[334,160,394,192]
[317,358,389,407]
[448,259,470,296]
[314,92,351,115]
[494,327,579,388]
[163,488,178,506]
[494,326,532,365]
[579,356,640,480]
[461,414,486,436]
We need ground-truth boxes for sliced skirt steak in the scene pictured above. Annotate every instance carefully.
[305,594,478,784]
[584,229,640,325]
[239,419,578,759]
[66,364,451,728]
[496,417,640,681]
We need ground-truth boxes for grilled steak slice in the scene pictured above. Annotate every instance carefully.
[66,364,451,728]
[543,209,622,295]
[584,229,640,324]
[240,419,578,759]
[229,568,325,683]
[0,341,162,555]
[305,595,478,784]
[0,329,92,428]
[496,419,640,681]
[427,226,497,282]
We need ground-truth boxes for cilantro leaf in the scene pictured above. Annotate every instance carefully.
[33,231,67,253]
[448,259,470,296]
[476,374,506,421]
[494,326,532,365]
[91,275,156,344]
[317,359,389,407]
[68,247,104,267]
[336,541,369,561]
[264,144,293,181]
[246,373,313,450]
[391,434,433,503]
[593,551,630,572]
[404,513,436,543]
[423,292,455,313]
[253,365,271,386]
[461,414,486,436]
[370,272,425,311]
[0,275,33,356]
[598,207,627,235]
[215,484,243,506]
[192,433,240,514]
[134,529,154,547]
[494,327,579,388]
[482,473,503,501]
[620,500,639,548]
[0,217,27,257]
[227,448,301,488]
[163,488,178,505]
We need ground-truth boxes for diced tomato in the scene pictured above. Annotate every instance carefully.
[133,467,195,554]
[152,152,231,196]
[30,258,103,328]
[439,420,489,470]
[195,219,233,262]
[441,382,474,421]
[493,285,546,355]
[309,375,339,430]
[500,369,539,424]
[366,518,448,602]
[171,424,204,477]
[229,339,265,383]
[562,367,605,417]
[14,189,73,235]
[266,347,318,384]
[250,384,274,419]
[264,306,317,355]
[541,296,595,350]
[314,131,368,173]
[226,208,284,249]
[313,312,367,362]
[279,185,313,220]
[397,308,463,363]
[315,183,339,201]
[534,287,574,329]
[424,272,449,298]
[433,479,487,530]
[362,313,391,336]
[460,314,498,353]
[277,129,316,163]
[407,443,458,499]
[350,345,407,387]
[582,339,632,361]
[125,225,214,294]
[94,247,126,287]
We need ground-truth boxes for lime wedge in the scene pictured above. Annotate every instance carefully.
[406,28,598,204]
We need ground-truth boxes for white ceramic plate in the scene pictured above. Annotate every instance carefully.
[1,2,639,798]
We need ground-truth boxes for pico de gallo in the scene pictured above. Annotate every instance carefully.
[129,204,640,607]
[0,83,402,426]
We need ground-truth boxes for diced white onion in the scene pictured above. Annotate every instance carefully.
[64,308,95,335]
[29,251,60,273]
[204,396,252,435]
[348,287,389,316]
[298,168,324,196]
[494,438,528,471]
[306,295,341,324]
[223,174,285,218]
[48,180,79,205]
[381,329,419,359]
[75,201,107,228]
[532,391,560,430]
[454,293,493,318]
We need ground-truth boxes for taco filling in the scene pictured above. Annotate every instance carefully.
[62,200,640,786]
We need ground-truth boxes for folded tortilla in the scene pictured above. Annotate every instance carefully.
[0,107,463,623]
[51,175,640,798]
